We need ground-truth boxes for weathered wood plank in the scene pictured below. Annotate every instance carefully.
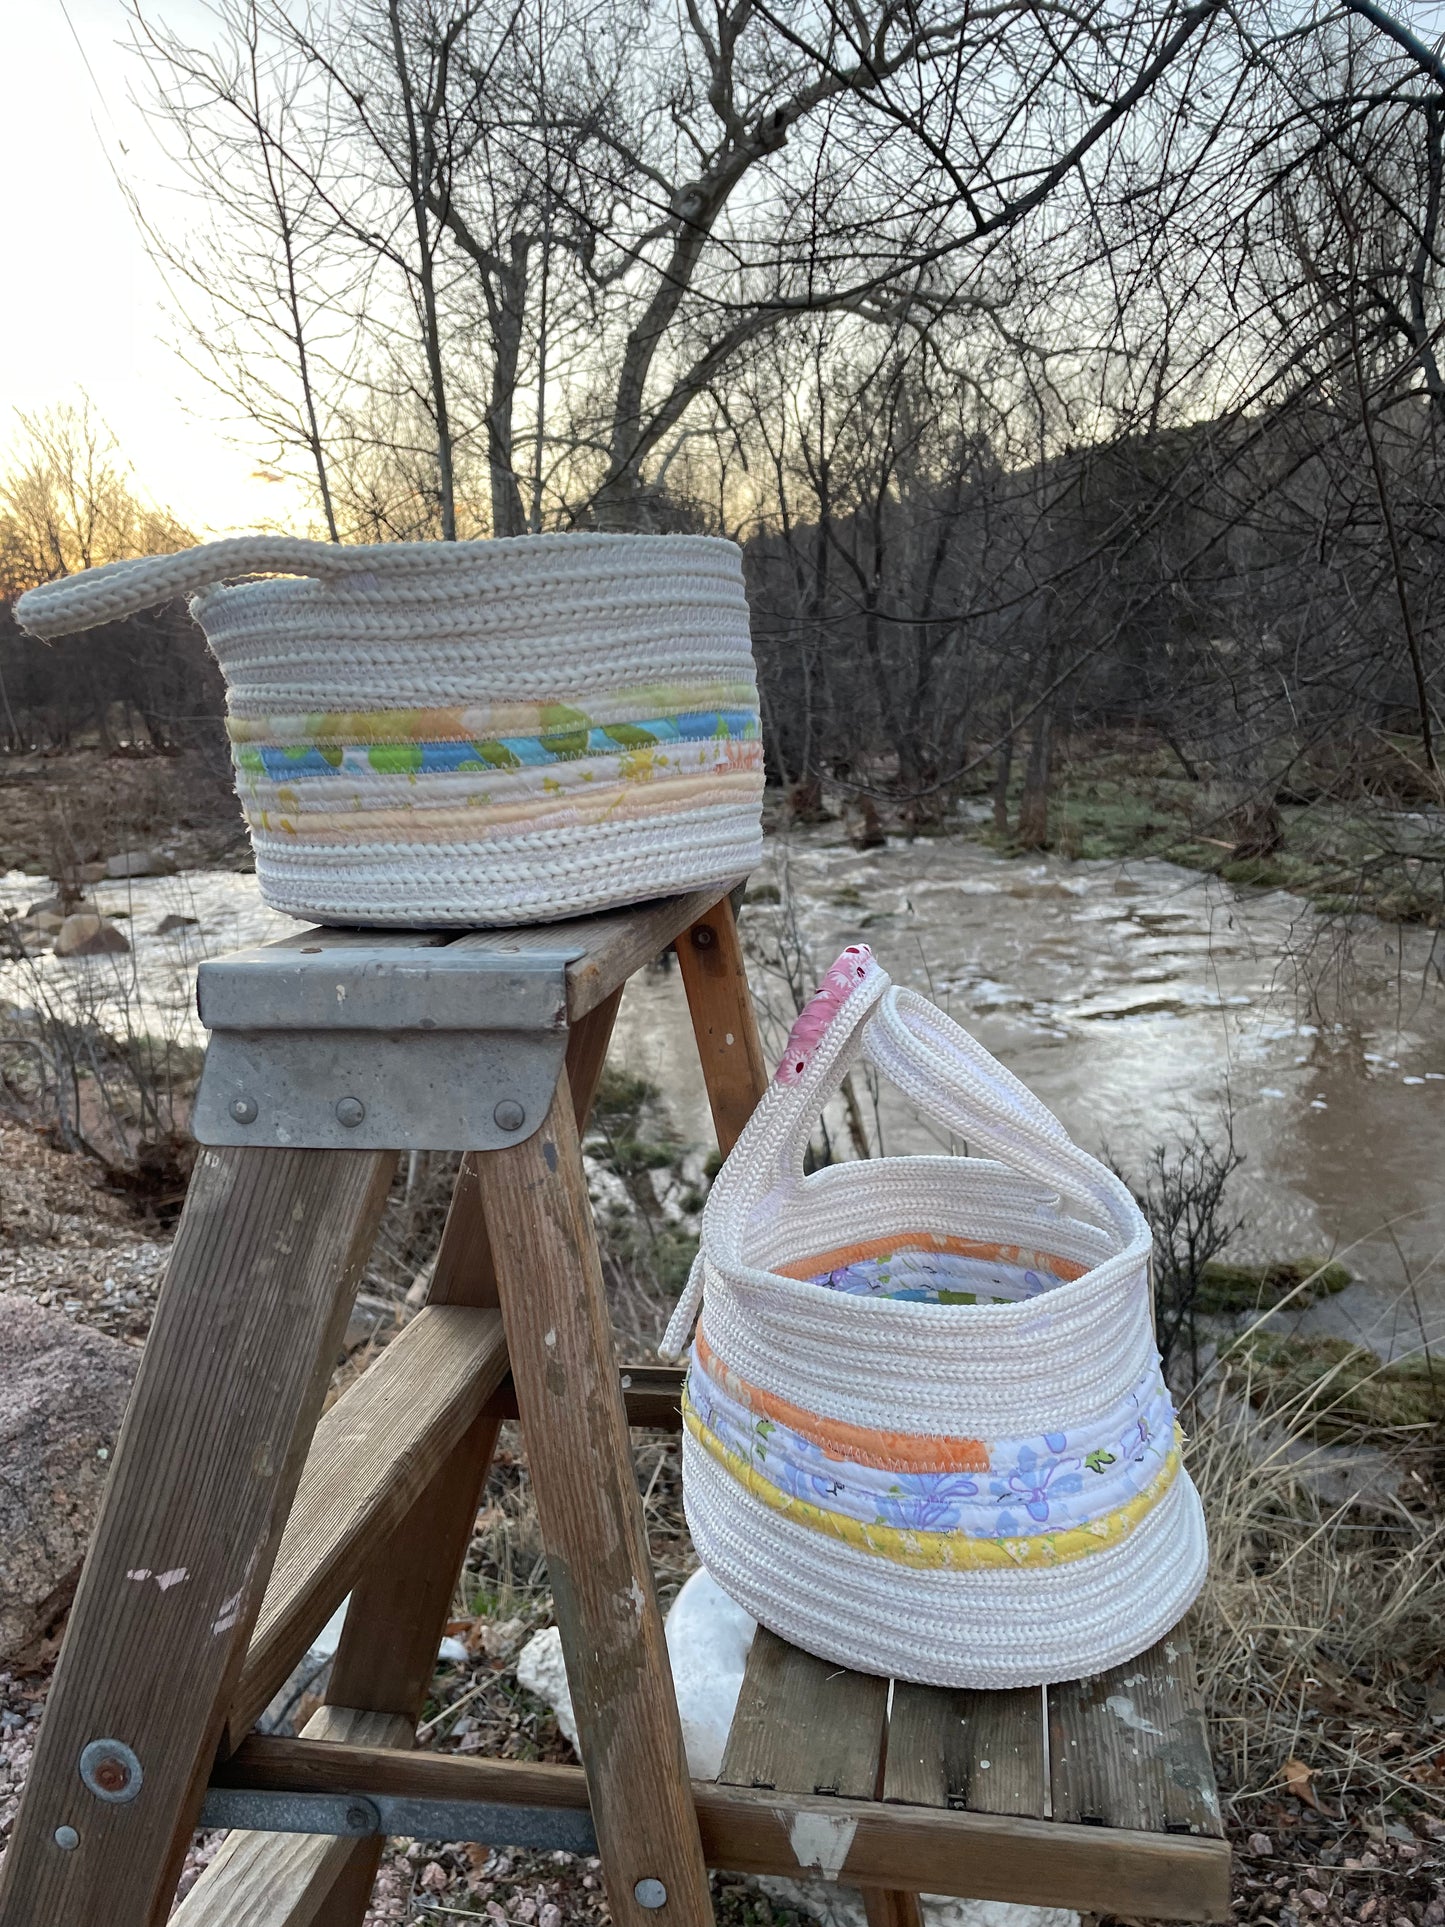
[226,1304,509,1747]
[720,1628,888,1799]
[480,1078,713,1927]
[175,1709,410,1927]
[429,984,625,1312]
[860,1888,926,1927]
[452,885,735,1019]
[210,1741,1233,1919]
[299,989,625,1927]
[489,1359,686,1428]
[885,1684,1046,1819]
[698,1781,1232,1919]
[674,895,768,1158]
[1048,1636,1224,1837]
[0,1145,394,1927]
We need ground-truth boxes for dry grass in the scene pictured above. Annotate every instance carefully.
[1185,1347,1445,1832]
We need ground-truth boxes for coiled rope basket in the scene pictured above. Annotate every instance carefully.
[15,533,764,927]
[664,945,1208,1689]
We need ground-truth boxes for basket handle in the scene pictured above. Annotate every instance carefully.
[659,945,890,1356]
[865,986,1144,1240]
[14,536,359,640]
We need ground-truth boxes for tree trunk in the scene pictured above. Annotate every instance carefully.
[1016,712,1053,850]
[992,722,1015,836]
[487,241,529,540]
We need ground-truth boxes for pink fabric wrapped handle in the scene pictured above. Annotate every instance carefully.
[774,944,876,1084]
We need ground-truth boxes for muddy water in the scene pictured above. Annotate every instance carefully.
[5,831,1443,1353]
[612,829,1445,1358]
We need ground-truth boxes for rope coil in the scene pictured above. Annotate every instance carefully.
[673,945,1208,1688]
[15,533,764,928]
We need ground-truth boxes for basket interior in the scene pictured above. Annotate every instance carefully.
[775,1233,1086,1306]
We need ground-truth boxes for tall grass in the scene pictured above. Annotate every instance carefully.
[1188,1348,1444,1823]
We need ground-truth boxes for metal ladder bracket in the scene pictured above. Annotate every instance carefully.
[192,937,584,1151]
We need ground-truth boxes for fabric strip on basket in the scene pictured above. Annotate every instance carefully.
[682,1397,1184,1572]
[774,1235,1087,1299]
[687,1336,1177,1540]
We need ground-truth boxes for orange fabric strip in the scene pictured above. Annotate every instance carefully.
[693,1329,990,1475]
[772,1232,1086,1284]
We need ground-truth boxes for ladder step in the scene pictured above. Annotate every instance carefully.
[227,1305,509,1747]
[720,1627,887,1797]
[206,1730,1232,1918]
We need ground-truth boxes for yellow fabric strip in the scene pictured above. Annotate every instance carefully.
[683,1398,1182,1572]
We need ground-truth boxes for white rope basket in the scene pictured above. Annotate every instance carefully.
[15,534,764,927]
[664,945,1208,1689]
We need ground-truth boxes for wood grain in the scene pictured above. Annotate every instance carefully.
[0,1145,394,1927]
[695,1781,1231,1919]
[429,985,624,1311]
[447,886,733,1019]
[885,1684,1046,1819]
[208,1740,1232,1919]
[175,1709,409,1927]
[674,896,767,1158]
[487,1359,685,1429]
[300,987,625,1926]
[480,1078,713,1927]
[720,1629,888,1798]
[226,1304,509,1747]
[719,1629,922,1927]
[1049,1635,1224,1837]
[860,1888,926,1927]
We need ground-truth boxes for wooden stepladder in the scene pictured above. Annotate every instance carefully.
[0,882,1232,1927]
[0,887,764,1927]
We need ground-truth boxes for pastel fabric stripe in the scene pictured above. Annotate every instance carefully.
[692,1329,989,1474]
[234,709,758,779]
[688,1338,1177,1539]
[775,1233,1087,1289]
[683,1398,1184,1572]
[242,763,762,842]
[227,684,761,742]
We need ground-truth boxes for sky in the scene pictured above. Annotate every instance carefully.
[7,0,1445,538]
[0,0,308,535]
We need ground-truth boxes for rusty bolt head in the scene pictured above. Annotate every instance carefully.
[690,924,717,949]
[78,1738,143,1804]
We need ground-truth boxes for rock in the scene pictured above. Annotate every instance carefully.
[665,1567,756,1778]
[757,1880,1077,1927]
[516,1626,579,1749]
[25,911,65,935]
[155,913,200,935]
[0,1299,137,1658]
[25,896,64,918]
[55,912,131,958]
[106,849,177,879]
[78,861,109,885]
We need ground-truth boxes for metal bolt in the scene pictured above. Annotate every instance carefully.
[634,1879,668,1910]
[229,1094,258,1124]
[78,1738,144,1804]
[493,1098,526,1133]
[334,1096,366,1128]
[345,1803,375,1834]
[54,1825,79,1851]
[690,923,716,949]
